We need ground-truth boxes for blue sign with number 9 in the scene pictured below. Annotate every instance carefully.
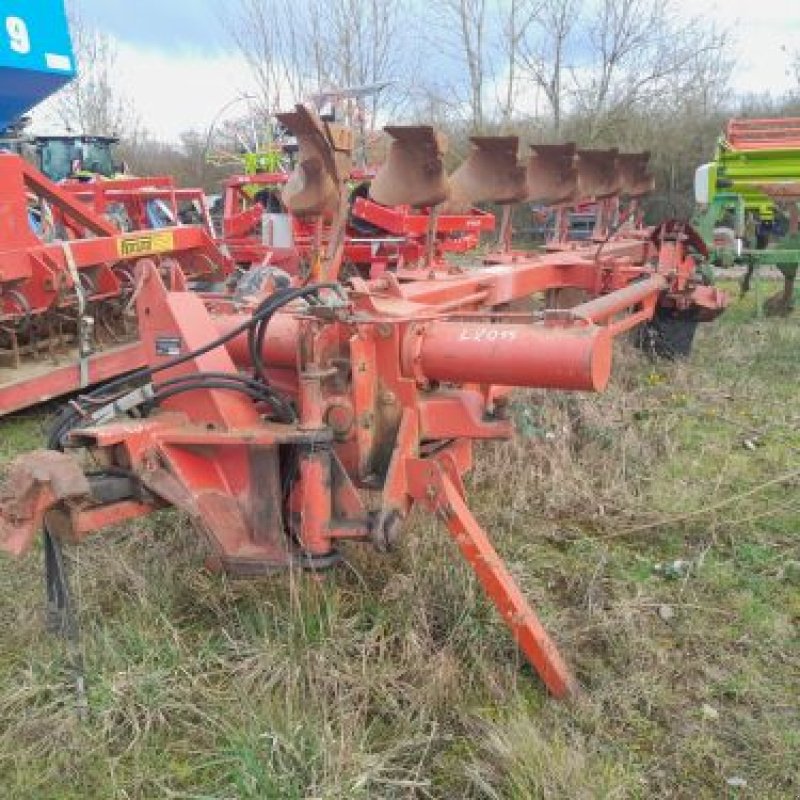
[0,0,76,131]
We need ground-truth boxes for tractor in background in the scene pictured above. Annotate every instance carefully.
[0,3,119,184]
[0,0,226,413]
[0,132,123,181]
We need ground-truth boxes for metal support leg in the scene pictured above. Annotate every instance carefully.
[408,458,579,699]
[425,205,441,269]
[44,524,72,635]
[498,205,513,253]
[44,521,88,719]
[321,189,349,283]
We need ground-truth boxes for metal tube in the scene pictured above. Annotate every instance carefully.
[569,275,664,324]
[297,451,333,556]
[403,320,613,391]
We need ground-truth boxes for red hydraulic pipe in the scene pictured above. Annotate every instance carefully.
[402,321,613,391]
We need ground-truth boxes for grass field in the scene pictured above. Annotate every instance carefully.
[0,287,797,799]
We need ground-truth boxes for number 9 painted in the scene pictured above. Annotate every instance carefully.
[6,16,31,55]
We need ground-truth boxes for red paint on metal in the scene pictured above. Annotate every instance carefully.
[0,127,731,697]
[0,153,234,414]
[0,450,91,556]
[726,118,800,150]
[406,455,579,698]
[0,342,147,415]
[403,320,613,391]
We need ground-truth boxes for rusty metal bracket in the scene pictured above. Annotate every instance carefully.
[0,450,92,556]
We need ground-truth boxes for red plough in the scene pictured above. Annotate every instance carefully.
[0,162,726,695]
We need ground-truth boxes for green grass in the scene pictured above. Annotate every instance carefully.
[0,286,797,798]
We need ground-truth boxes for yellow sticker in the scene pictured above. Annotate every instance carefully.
[116,231,175,258]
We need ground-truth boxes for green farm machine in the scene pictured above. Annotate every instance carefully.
[694,117,800,313]
[0,133,124,181]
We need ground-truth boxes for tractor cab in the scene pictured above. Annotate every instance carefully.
[34,134,122,181]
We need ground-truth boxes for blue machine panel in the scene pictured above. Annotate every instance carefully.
[0,0,75,130]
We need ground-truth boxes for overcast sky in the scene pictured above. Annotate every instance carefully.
[44,0,800,141]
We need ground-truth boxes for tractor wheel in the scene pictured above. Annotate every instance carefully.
[632,307,700,360]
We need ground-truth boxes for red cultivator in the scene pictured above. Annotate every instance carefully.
[62,176,213,235]
[0,154,726,696]
[0,153,232,414]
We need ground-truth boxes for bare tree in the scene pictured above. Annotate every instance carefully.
[429,0,489,132]
[496,0,541,127]
[792,48,800,89]
[305,0,404,128]
[573,0,730,141]
[516,0,580,135]
[223,0,313,114]
[226,0,404,127]
[48,3,139,137]
[120,131,235,191]
[461,0,489,131]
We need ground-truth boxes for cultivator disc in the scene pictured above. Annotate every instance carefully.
[369,126,450,208]
[447,136,527,212]
[276,104,353,217]
[575,148,621,200]
[526,143,579,205]
[617,151,655,197]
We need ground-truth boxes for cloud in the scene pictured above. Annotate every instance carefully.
[113,43,259,141]
[676,0,800,94]
[30,40,259,141]
[32,0,800,142]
